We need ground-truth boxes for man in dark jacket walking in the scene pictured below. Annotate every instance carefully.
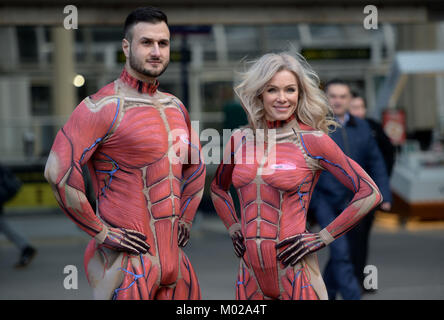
[348,92,396,293]
[310,79,392,300]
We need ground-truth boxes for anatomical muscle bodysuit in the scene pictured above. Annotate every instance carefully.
[211,117,382,300]
[45,69,205,299]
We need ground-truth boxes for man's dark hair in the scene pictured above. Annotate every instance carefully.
[351,90,360,98]
[124,7,168,41]
[324,78,351,94]
[351,90,367,109]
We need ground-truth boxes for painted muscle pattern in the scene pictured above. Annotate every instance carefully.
[211,121,382,300]
[46,97,121,238]
[46,70,205,300]
[299,132,382,239]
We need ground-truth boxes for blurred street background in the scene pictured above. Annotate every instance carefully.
[1,0,444,300]
[1,210,444,299]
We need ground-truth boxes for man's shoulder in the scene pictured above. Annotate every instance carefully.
[73,81,120,117]
[365,117,384,131]
[351,115,370,127]
[159,91,188,112]
[159,91,182,105]
[348,115,373,134]
[89,81,118,101]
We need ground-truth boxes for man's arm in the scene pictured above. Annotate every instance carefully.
[178,123,206,247]
[363,121,393,208]
[171,99,206,247]
[45,97,149,255]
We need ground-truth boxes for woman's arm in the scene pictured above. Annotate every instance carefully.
[276,131,382,267]
[210,132,246,257]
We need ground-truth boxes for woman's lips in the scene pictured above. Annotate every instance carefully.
[274,105,290,112]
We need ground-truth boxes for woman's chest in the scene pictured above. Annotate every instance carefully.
[232,141,314,192]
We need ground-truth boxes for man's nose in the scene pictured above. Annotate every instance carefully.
[151,43,161,57]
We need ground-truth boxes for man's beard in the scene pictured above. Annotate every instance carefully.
[129,49,169,79]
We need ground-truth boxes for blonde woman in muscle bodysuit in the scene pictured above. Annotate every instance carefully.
[210,52,382,300]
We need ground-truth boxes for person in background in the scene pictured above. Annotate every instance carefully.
[348,92,396,293]
[349,92,396,176]
[310,79,392,299]
[0,163,37,268]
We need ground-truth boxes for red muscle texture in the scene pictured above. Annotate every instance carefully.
[210,133,240,229]
[46,71,205,300]
[180,123,206,225]
[300,132,382,239]
[47,98,121,237]
[211,122,382,300]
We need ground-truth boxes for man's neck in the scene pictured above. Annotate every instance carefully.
[120,66,159,95]
[336,112,349,126]
[125,64,157,84]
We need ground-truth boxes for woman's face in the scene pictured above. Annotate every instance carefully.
[261,69,299,122]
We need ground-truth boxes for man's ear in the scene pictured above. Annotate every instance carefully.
[122,38,130,59]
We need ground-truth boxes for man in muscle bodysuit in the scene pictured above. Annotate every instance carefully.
[44,7,205,300]
[211,53,382,300]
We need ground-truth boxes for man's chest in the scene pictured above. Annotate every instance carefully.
[98,103,190,167]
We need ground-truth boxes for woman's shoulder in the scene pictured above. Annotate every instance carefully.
[298,129,337,158]
[297,121,316,132]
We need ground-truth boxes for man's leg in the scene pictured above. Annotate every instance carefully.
[155,250,201,300]
[347,215,364,286]
[322,259,338,299]
[0,214,28,251]
[348,210,375,289]
[314,201,360,300]
[328,234,361,300]
[85,240,161,300]
[236,260,265,300]
[313,201,339,299]
[0,208,37,267]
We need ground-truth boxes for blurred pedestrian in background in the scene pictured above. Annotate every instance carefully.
[310,79,392,299]
[349,92,396,176]
[0,163,37,268]
[348,92,396,293]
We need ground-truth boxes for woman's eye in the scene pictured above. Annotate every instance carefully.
[287,87,296,93]
[267,88,276,93]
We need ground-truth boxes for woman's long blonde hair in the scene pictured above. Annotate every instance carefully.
[234,52,337,133]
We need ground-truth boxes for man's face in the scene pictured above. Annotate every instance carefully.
[123,21,170,79]
[326,84,352,118]
[349,97,367,119]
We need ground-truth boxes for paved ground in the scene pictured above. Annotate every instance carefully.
[1,211,443,300]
